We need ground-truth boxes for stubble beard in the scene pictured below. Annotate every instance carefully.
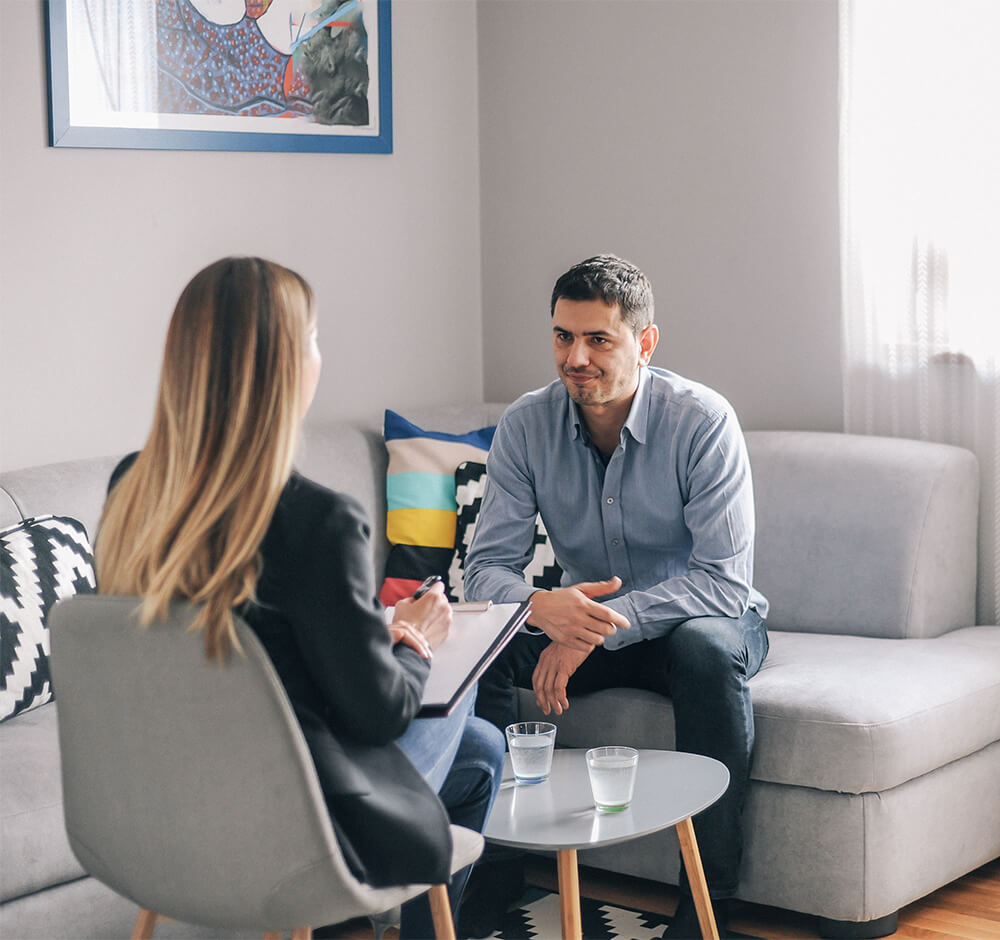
[561,367,640,410]
[562,369,606,406]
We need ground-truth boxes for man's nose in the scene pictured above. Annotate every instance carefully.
[566,340,589,368]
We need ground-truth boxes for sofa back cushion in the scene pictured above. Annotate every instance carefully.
[746,431,979,638]
[3,421,980,645]
[0,455,123,539]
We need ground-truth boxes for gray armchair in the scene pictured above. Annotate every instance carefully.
[48,596,482,940]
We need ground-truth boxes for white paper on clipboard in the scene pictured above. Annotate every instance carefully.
[416,601,531,717]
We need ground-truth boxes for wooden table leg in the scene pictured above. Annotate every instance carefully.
[676,816,720,940]
[556,848,583,940]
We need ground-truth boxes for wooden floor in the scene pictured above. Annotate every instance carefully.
[528,855,1000,940]
[324,854,1000,939]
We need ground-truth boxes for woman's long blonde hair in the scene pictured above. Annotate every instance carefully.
[96,257,316,660]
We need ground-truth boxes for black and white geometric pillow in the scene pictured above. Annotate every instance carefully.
[448,462,563,602]
[0,515,96,722]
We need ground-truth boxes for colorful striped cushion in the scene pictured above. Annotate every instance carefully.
[379,410,495,605]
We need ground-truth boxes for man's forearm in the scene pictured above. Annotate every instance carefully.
[601,569,751,649]
[463,563,539,606]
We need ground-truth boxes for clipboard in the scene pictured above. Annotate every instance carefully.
[417,600,532,717]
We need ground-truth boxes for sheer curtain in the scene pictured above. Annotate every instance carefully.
[840,0,1000,624]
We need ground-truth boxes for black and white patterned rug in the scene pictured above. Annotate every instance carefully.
[487,888,670,940]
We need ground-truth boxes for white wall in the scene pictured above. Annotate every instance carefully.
[0,0,484,472]
[477,0,842,432]
[1,0,844,474]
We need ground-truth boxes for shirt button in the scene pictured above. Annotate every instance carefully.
[606,497,614,504]
[612,538,620,545]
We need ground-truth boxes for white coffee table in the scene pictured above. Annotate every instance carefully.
[483,748,729,940]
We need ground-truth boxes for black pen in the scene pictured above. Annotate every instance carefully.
[412,574,443,599]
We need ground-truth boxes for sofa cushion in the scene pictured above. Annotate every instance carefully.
[1,516,96,722]
[0,489,19,531]
[750,627,1000,792]
[0,703,85,903]
[378,410,495,604]
[448,461,563,601]
[0,456,122,551]
[517,627,1000,795]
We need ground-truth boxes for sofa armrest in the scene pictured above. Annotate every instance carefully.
[746,431,979,638]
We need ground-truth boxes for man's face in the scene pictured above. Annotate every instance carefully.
[552,297,657,409]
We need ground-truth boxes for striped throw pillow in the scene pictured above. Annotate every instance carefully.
[379,410,495,605]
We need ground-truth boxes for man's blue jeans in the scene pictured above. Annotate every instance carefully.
[475,608,769,899]
[396,690,505,940]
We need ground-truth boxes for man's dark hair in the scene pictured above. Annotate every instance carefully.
[550,255,654,333]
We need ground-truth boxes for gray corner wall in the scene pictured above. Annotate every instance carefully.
[0,0,484,472]
[477,0,842,432]
[1,0,843,473]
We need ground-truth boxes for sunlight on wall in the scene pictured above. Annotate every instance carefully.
[842,0,1000,365]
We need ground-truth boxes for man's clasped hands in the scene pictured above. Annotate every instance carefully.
[525,576,630,716]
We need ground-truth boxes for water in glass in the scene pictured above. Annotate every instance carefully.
[587,746,638,812]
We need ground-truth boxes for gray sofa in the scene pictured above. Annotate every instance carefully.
[2,403,999,939]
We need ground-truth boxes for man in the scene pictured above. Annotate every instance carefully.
[464,254,769,938]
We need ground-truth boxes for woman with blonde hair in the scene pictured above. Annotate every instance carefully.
[97,256,504,939]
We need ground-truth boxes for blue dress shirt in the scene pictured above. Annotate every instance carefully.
[464,367,768,649]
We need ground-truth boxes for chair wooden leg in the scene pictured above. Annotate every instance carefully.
[290,929,312,940]
[131,909,159,940]
[428,883,456,940]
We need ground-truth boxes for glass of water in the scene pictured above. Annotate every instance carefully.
[505,721,557,784]
[586,746,639,812]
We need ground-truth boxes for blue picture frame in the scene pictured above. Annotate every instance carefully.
[45,0,392,153]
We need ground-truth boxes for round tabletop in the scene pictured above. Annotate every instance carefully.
[483,748,730,852]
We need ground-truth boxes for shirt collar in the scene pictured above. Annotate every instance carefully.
[566,367,652,446]
[624,367,651,444]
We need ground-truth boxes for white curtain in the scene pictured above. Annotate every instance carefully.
[840,0,1000,624]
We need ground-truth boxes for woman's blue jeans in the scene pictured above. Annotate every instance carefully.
[476,608,769,900]
[396,689,505,940]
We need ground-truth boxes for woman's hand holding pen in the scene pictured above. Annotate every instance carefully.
[391,575,452,657]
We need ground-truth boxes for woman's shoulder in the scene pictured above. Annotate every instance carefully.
[261,474,373,578]
[108,452,139,493]
[276,472,370,532]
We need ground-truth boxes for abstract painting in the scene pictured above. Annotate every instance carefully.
[46,0,392,152]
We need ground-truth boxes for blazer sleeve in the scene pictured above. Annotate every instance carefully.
[268,483,429,746]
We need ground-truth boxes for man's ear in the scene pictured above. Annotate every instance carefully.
[638,324,659,366]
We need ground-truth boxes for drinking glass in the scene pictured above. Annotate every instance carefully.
[505,721,557,783]
[586,746,639,812]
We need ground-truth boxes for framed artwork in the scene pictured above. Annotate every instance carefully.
[45,0,392,153]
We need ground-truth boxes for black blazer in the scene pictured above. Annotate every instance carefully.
[108,460,452,887]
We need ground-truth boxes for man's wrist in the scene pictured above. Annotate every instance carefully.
[523,589,550,635]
